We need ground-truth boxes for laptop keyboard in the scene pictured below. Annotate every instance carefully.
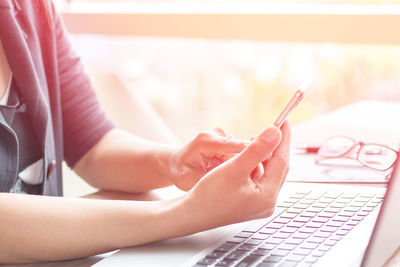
[193,189,384,267]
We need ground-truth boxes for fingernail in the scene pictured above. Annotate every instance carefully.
[262,128,279,143]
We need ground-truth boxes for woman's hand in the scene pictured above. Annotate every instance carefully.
[168,128,249,191]
[181,122,290,231]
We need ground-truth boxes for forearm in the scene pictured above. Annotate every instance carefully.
[0,193,191,264]
[74,129,177,193]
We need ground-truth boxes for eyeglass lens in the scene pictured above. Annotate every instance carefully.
[359,144,397,171]
[318,136,355,158]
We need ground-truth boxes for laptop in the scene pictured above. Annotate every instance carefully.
[95,151,400,267]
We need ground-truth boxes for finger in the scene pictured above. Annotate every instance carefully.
[210,127,228,137]
[202,135,250,155]
[261,121,291,191]
[250,163,264,181]
[230,126,282,177]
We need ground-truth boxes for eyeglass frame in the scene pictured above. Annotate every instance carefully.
[315,136,399,172]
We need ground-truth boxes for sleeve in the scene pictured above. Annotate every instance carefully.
[51,2,115,167]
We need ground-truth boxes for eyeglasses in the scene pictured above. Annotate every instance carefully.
[315,136,398,171]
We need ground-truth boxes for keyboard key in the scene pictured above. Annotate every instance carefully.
[280,226,298,234]
[314,231,332,238]
[344,207,361,212]
[362,207,374,212]
[312,217,329,223]
[238,244,257,251]
[300,243,319,250]
[274,218,291,224]
[299,200,315,205]
[277,202,294,208]
[312,202,329,209]
[347,221,359,227]
[292,193,306,199]
[245,239,263,246]
[329,203,346,208]
[326,221,344,227]
[307,237,326,244]
[287,208,303,214]
[235,232,254,238]
[330,235,343,241]
[351,216,364,222]
[293,248,312,256]
[237,255,261,267]
[216,259,236,266]
[336,230,349,236]
[292,233,310,239]
[216,242,237,252]
[265,237,284,245]
[278,260,298,267]
[266,223,285,229]
[318,198,334,204]
[287,222,305,228]
[243,220,269,233]
[359,193,375,198]
[206,251,226,259]
[263,255,283,263]
[320,226,338,233]
[332,216,349,222]
[286,254,305,262]
[197,257,217,265]
[307,207,323,213]
[305,257,319,263]
[324,207,341,213]
[260,228,278,235]
[336,198,352,204]
[300,212,317,218]
[285,238,304,245]
[318,245,331,252]
[299,227,317,234]
[256,262,277,267]
[296,263,313,267]
[324,191,342,199]
[251,233,270,240]
[259,243,277,250]
[294,217,311,223]
[277,244,297,251]
[354,198,370,203]
[305,191,326,200]
[366,203,379,208]
[280,213,297,219]
[318,212,335,218]
[338,211,355,217]
[311,250,326,257]
[227,237,247,244]
[324,239,337,246]
[357,212,369,217]
[371,199,383,204]
[305,222,324,228]
[341,192,358,199]
[225,250,247,260]
[251,248,272,256]
[296,189,312,195]
[273,232,292,239]
[293,204,310,209]
[349,202,365,207]
[271,249,290,257]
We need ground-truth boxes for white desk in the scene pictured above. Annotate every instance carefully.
[5,100,400,267]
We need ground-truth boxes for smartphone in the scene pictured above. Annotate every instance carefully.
[273,77,313,128]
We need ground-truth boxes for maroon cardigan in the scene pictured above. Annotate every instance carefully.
[0,0,114,195]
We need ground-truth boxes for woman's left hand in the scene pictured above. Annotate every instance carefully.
[168,128,249,191]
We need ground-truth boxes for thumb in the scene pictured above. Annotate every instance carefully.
[230,127,281,177]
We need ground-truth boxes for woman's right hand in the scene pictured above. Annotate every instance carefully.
[181,122,291,231]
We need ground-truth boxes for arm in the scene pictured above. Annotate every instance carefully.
[0,123,290,264]
[73,128,248,193]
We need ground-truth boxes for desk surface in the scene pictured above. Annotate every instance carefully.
[4,100,400,267]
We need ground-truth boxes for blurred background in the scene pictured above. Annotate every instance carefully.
[54,0,400,195]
